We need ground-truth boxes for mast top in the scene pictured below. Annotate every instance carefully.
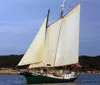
[61,0,66,18]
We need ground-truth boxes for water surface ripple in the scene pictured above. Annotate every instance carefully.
[0,74,99,85]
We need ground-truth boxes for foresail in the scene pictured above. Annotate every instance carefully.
[55,3,80,66]
[18,17,47,66]
[42,19,63,67]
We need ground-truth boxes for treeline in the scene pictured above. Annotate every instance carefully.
[0,55,23,68]
[79,55,100,69]
[0,55,100,70]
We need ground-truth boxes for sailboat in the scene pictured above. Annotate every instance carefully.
[17,1,80,84]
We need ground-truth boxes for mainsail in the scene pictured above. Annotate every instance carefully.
[55,3,80,66]
[18,3,80,68]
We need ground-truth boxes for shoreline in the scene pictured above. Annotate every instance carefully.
[0,68,100,74]
[0,68,19,74]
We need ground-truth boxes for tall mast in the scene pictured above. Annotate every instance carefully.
[61,0,66,18]
[46,9,50,28]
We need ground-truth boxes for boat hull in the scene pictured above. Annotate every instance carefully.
[21,72,77,84]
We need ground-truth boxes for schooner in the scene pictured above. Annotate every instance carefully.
[17,1,80,84]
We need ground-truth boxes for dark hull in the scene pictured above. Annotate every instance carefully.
[21,72,77,84]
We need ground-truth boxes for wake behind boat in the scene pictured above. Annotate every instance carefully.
[17,0,80,84]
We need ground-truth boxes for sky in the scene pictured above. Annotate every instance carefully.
[0,0,100,56]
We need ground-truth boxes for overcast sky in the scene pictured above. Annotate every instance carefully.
[0,0,100,56]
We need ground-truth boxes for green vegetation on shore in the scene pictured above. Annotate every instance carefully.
[0,55,22,68]
[79,55,100,69]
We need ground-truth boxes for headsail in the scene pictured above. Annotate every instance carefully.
[18,17,47,66]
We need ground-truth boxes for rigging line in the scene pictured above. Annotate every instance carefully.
[53,18,64,66]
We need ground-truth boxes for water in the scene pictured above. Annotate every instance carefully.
[0,74,99,85]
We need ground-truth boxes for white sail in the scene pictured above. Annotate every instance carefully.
[18,17,47,66]
[29,63,43,68]
[18,3,80,68]
[29,3,80,68]
[42,19,63,67]
[55,3,80,66]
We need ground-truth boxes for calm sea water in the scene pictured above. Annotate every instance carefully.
[0,74,99,85]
